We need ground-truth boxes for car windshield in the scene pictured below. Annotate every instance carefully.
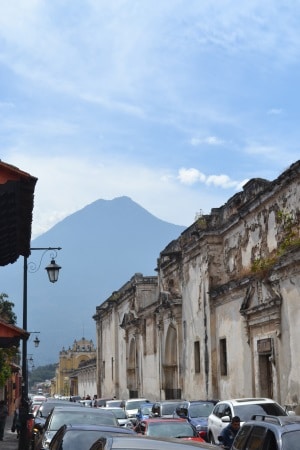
[126,401,146,410]
[106,401,122,408]
[147,422,195,438]
[189,403,214,418]
[110,409,127,419]
[234,403,286,422]
[161,403,181,415]
[282,430,300,449]
[50,412,117,430]
[141,405,152,414]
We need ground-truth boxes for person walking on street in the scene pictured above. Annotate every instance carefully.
[219,416,240,449]
[0,400,8,441]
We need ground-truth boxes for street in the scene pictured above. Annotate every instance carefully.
[0,415,18,450]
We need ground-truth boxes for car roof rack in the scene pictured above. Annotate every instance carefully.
[251,415,284,425]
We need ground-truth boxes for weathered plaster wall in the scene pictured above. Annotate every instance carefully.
[93,160,299,406]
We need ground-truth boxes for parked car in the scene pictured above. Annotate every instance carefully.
[36,398,84,419]
[105,407,134,427]
[136,403,154,421]
[124,398,151,422]
[79,399,93,407]
[175,400,218,441]
[88,435,218,450]
[32,395,47,405]
[106,399,125,408]
[34,405,118,449]
[32,399,83,449]
[151,400,183,418]
[232,414,300,449]
[49,423,136,450]
[69,395,82,402]
[134,418,205,442]
[207,397,288,444]
[93,397,115,407]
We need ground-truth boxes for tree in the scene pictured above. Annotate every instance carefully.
[0,292,17,324]
[0,293,18,387]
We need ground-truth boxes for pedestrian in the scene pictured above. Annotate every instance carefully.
[219,416,240,449]
[93,394,97,407]
[0,400,8,441]
[11,396,21,437]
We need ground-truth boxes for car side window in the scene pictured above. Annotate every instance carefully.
[212,405,220,417]
[263,430,278,450]
[218,404,230,418]
[223,404,231,418]
[233,425,252,449]
[246,425,267,450]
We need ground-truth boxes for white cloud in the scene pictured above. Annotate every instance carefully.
[190,136,224,146]
[267,108,283,115]
[3,151,240,238]
[178,168,206,185]
[178,167,244,190]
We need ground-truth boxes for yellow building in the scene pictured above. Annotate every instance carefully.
[55,337,96,397]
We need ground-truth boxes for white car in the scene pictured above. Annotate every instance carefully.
[207,397,287,444]
[105,407,134,427]
[124,398,150,421]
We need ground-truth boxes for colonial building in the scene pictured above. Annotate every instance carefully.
[54,337,96,397]
[76,357,97,399]
[93,161,300,408]
[94,274,159,400]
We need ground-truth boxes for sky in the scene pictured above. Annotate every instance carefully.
[1,1,299,239]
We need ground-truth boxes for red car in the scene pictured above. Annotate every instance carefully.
[134,418,205,442]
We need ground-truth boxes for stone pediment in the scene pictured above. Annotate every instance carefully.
[240,279,282,337]
[120,311,140,330]
[240,279,282,313]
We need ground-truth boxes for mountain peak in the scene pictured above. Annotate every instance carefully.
[0,198,186,365]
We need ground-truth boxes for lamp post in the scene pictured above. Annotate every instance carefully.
[19,247,61,450]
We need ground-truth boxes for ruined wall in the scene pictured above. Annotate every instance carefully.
[94,161,300,405]
[208,161,300,403]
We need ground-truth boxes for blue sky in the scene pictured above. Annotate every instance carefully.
[1,1,299,238]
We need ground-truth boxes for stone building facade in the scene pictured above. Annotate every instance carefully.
[93,161,300,407]
[75,357,97,399]
[54,337,96,397]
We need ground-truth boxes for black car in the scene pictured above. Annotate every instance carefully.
[34,405,118,449]
[32,399,84,448]
[49,423,136,450]
[37,398,83,419]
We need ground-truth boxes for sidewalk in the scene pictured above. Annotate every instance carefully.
[0,414,19,450]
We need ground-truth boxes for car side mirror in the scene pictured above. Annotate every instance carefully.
[221,415,231,423]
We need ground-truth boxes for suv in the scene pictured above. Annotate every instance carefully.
[207,398,287,444]
[232,415,300,449]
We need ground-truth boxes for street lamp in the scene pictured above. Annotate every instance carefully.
[33,335,40,348]
[19,246,61,450]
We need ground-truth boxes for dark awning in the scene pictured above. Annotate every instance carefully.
[0,319,30,348]
[0,160,37,266]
